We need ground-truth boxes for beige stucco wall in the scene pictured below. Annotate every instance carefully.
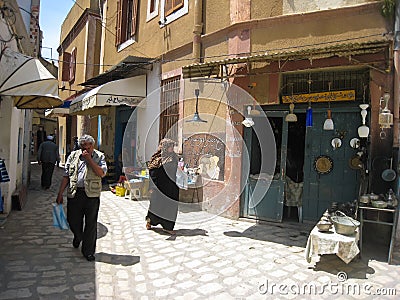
[250,0,380,20]
[102,1,195,70]
[204,0,230,34]
[251,0,283,19]
[251,4,388,53]
[60,0,99,43]
[59,12,101,101]
[203,39,229,63]
[282,0,377,15]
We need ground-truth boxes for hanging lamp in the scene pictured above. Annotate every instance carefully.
[186,89,207,123]
[379,92,393,129]
[323,82,334,130]
[358,104,369,138]
[285,84,297,122]
[242,106,255,127]
[285,103,297,122]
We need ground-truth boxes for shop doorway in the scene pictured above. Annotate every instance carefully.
[242,111,287,222]
[283,113,306,222]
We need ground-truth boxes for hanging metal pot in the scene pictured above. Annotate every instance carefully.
[381,158,397,182]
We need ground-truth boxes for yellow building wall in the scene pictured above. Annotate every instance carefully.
[58,32,88,101]
[101,0,231,73]
[102,1,195,70]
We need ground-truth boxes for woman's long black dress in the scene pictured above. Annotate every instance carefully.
[146,159,179,231]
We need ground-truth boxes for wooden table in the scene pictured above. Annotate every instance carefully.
[359,205,399,264]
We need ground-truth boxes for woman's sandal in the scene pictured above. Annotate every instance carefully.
[145,218,151,230]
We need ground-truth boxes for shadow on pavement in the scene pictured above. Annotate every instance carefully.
[224,222,312,248]
[151,227,208,241]
[97,222,108,239]
[95,252,140,266]
[312,254,375,279]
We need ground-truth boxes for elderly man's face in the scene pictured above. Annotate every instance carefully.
[80,142,94,154]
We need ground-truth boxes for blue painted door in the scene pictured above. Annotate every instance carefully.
[242,112,287,222]
[302,108,360,221]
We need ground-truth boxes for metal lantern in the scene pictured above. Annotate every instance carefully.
[379,92,393,129]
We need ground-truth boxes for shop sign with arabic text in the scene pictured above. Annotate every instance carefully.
[282,90,355,104]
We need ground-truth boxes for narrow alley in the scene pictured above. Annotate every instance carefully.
[0,162,399,299]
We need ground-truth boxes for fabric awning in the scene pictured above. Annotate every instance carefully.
[70,76,146,115]
[45,100,71,117]
[0,48,62,109]
[80,56,152,87]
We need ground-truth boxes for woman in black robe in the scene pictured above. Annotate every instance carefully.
[146,139,179,234]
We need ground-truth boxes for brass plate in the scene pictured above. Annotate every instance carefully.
[349,156,363,170]
[314,155,333,175]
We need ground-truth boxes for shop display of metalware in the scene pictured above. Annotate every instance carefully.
[330,211,360,236]
[371,200,388,209]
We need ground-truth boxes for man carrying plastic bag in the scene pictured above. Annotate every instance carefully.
[52,203,69,230]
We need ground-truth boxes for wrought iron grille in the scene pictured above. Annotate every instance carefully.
[159,76,180,141]
[281,69,370,101]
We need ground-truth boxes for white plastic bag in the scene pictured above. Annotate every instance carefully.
[176,168,188,190]
[52,203,69,230]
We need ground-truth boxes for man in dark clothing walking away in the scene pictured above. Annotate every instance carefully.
[37,135,60,189]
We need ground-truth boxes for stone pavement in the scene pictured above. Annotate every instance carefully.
[0,162,400,299]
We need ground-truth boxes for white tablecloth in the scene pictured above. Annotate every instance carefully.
[305,224,359,264]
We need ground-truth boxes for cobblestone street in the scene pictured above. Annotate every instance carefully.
[0,162,399,299]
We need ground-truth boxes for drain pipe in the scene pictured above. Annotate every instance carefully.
[193,0,203,63]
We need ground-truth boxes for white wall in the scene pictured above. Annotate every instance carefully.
[0,97,26,213]
[136,63,161,166]
[0,3,33,214]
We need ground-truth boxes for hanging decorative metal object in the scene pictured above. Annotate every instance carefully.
[306,105,313,127]
[305,76,313,127]
[358,86,369,138]
[323,82,334,130]
[378,92,393,129]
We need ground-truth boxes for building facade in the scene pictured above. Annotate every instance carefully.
[60,1,398,231]
[57,0,102,165]
[0,0,53,215]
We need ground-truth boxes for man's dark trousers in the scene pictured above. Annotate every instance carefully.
[41,162,55,188]
[67,189,100,256]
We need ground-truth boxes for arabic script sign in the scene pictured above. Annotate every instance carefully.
[282,90,355,104]
[105,96,142,106]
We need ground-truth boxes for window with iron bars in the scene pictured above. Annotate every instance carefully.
[159,77,180,141]
[281,69,370,101]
